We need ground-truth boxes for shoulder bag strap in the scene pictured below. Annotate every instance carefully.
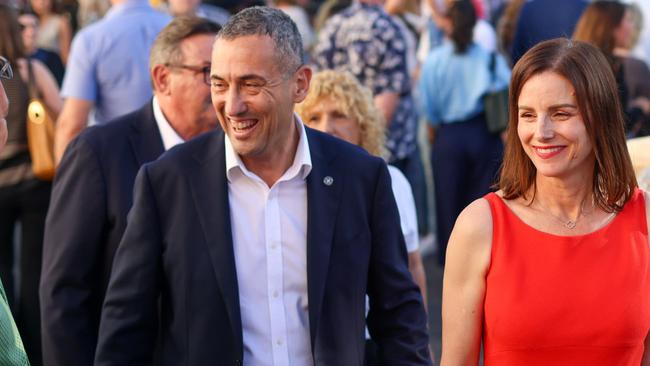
[489,52,497,82]
[26,60,39,100]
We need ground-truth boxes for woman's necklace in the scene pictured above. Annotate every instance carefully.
[536,197,587,230]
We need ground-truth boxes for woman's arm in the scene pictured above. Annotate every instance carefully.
[441,198,493,366]
[33,60,62,116]
[408,250,428,307]
[58,16,73,65]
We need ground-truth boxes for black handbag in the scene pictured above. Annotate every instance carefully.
[484,52,509,133]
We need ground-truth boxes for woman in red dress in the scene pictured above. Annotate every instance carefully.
[441,38,650,365]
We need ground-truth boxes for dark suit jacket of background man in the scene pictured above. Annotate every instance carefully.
[510,0,588,65]
[40,103,165,366]
[94,127,431,365]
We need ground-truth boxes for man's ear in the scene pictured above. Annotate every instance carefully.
[293,65,312,103]
[151,64,172,96]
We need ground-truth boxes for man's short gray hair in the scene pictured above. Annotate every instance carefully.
[217,6,304,75]
[149,16,221,71]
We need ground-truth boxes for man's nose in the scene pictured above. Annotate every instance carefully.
[224,88,246,117]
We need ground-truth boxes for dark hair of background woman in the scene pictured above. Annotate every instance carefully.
[447,0,477,54]
[0,5,26,66]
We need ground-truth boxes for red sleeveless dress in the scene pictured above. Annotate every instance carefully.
[483,189,650,366]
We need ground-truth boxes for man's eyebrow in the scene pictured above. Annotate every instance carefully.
[210,74,267,81]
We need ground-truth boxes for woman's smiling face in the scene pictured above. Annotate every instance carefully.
[517,71,595,180]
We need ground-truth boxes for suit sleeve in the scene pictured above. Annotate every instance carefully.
[366,162,432,365]
[40,136,108,366]
[94,165,162,366]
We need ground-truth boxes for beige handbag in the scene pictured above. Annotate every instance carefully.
[26,61,56,181]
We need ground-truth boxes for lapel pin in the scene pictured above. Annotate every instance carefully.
[323,176,334,186]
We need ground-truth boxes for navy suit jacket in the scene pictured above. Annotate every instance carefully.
[94,128,431,365]
[40,103,165,366]
[510,0,588,65]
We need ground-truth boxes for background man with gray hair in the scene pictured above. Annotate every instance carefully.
[95,6,430,365]
[39,16,221,366]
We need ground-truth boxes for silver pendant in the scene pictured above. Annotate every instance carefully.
[565,220,577,229]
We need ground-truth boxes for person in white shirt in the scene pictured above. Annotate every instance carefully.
[94,6,431,365]
[39,17,221,366]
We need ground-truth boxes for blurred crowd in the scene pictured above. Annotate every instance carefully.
[0,0,649,364]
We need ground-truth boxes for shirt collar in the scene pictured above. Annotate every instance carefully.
[105,0,153,18]
[152,96,185,151]
[225,113,312,183]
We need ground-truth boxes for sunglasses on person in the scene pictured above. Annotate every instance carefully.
[0,57,13,80]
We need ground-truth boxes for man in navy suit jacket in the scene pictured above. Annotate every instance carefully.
[39,17,221,366]
[95,6,431,366]
[510,0,588,65]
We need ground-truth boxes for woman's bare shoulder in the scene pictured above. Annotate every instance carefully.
[457,197,493,231]
[445,196,494,279]
[449,197,494,253]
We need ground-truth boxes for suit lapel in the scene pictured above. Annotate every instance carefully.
[305,129,343,348]
[128,102,165,165]
[188,131,243,354]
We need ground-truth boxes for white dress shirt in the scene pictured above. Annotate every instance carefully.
[225,116,314,366]
[387,166,419,253]
[152,96,184,151]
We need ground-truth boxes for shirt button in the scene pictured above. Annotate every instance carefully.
[276,339,283,346]
[273,291,279,298]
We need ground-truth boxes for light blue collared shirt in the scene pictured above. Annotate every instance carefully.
[61,0,171,124]
[418,42,511,126]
